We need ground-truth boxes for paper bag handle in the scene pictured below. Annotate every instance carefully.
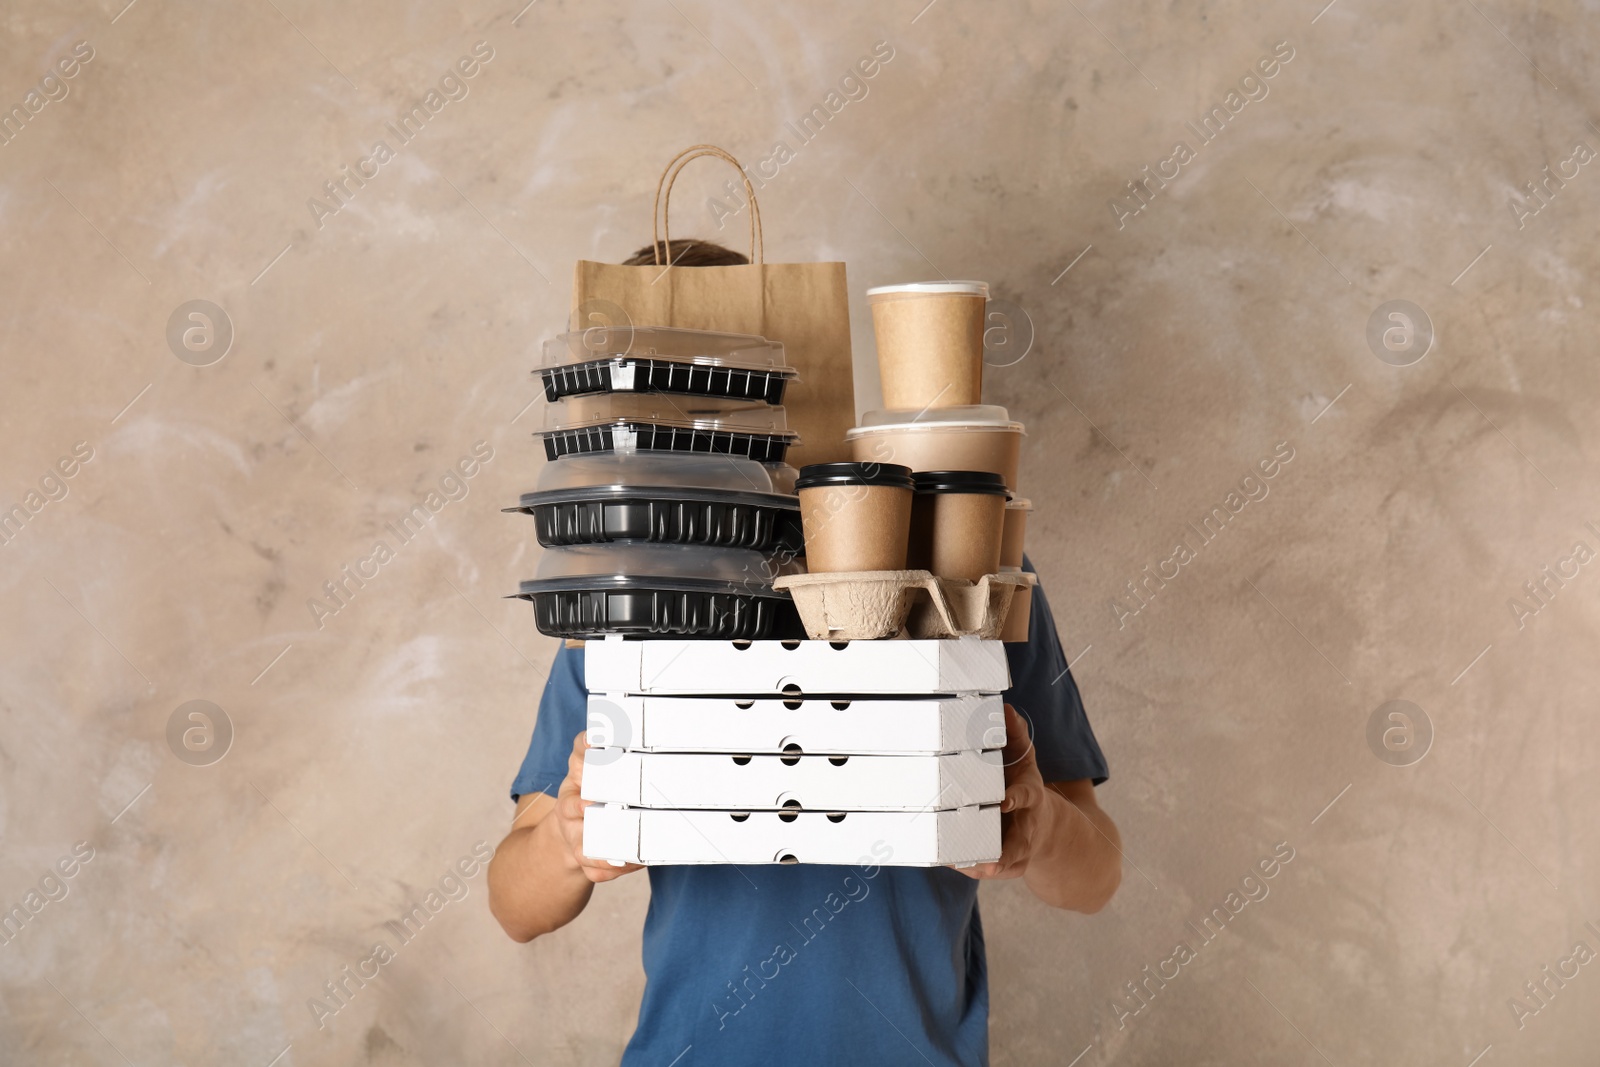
[652,144,764,266]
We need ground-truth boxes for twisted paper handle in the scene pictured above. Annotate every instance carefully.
[652,144,764,266]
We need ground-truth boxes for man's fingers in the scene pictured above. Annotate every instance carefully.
[555,789,586,822]
[1001,703,1036,767]
[1001,778,1048,814]
[584,861,644,883]
[574,847,642,881]
[993,813,1032,878]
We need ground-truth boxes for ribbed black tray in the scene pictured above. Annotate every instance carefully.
[540,358,794,405]
[507,489,803,552]
[542,423,794,463]
[515,583,804,640]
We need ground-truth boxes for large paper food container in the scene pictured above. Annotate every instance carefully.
[845,405,1024,491]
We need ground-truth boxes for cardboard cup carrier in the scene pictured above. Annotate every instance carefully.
[794,462,915,572]
[997,498,1032,641]
[1000,497,1031,568]
[999,566,1032,642]
[846,405,1024,492]
[868,281,989,410]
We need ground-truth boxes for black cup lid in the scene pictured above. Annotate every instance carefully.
[911,470,1010,495]
[794,462,914,491]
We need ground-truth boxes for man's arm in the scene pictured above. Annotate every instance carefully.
[488,731,643,942]
[1024,778,1123,912]
[959,704,1123,913]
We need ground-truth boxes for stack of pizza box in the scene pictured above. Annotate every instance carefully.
[580,636,1007,867]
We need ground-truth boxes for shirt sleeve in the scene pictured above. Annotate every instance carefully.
[1005,555,1109,786]
[510,642,589,801]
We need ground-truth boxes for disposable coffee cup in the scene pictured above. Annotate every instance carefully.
[868,281,989,410]
[846,405,1025,491]
[999,566,1032,642]
[1000,498,1031,569]
[911,470,1008,582]
[794,462,915,573]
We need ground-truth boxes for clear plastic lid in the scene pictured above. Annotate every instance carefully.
[764,462,798,495]
[526,543,801,589]
[1006,497,1033,511]
[866,280,990,298]
[540,394,796,437]
[846,405,1024,434]
[541,326,792,373]
[533,452,790,495]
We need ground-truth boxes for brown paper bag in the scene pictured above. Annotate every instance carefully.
[571,145,855,469]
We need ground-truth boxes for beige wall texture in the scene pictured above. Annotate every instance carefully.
[2,0,1598,1063]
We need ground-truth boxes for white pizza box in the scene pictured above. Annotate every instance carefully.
[583,803,1001,867]
[581,750,1004,811]
[584,635,1010,696]
[586,692,1006,755]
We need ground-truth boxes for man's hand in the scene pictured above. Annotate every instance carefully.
[954,703,1123,912]
[554,730,644,883]
[959,703,1048,880]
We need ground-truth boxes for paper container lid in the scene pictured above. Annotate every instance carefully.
[540,326,791,374]
[540,394,796,437]
[794,462,915,491]
[519,543,801,596]
[911,470,1009,496]
[1006,497,1033,511]
[866,281,990,298]
[532,452,785,494]
[846,405,1025,435]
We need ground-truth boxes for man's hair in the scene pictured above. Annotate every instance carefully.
[623,239,748,267]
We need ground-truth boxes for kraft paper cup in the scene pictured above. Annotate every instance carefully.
[868,281,989,410]
[1000,498,1031,569]
[794,463,915,573]
[846,406,1025,492]
[907,493,934,572]
[912,471,1009,582]
[999,567,1032,642]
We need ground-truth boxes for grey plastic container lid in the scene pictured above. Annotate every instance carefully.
[519,543,803,595]
[541,326,792,373]
[539,394,797,437]
[531,452,795,495]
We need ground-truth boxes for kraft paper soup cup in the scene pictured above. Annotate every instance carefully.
[845,405,1025,492]
[867,281,989,410]
[794,462,915,573]
[1000,497,1031,569]
[909,470,1009,582]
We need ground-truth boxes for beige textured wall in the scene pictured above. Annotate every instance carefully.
[2,0,1597,1063]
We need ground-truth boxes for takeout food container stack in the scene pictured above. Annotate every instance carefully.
[509,325,807,640]
[579,636,1008,866]
[776,279,1037,643]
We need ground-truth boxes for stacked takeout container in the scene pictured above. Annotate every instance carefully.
[508,325,806,640]
[511,280,1040,867]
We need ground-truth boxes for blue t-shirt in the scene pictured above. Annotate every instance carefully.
[512,559,1107,1067]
